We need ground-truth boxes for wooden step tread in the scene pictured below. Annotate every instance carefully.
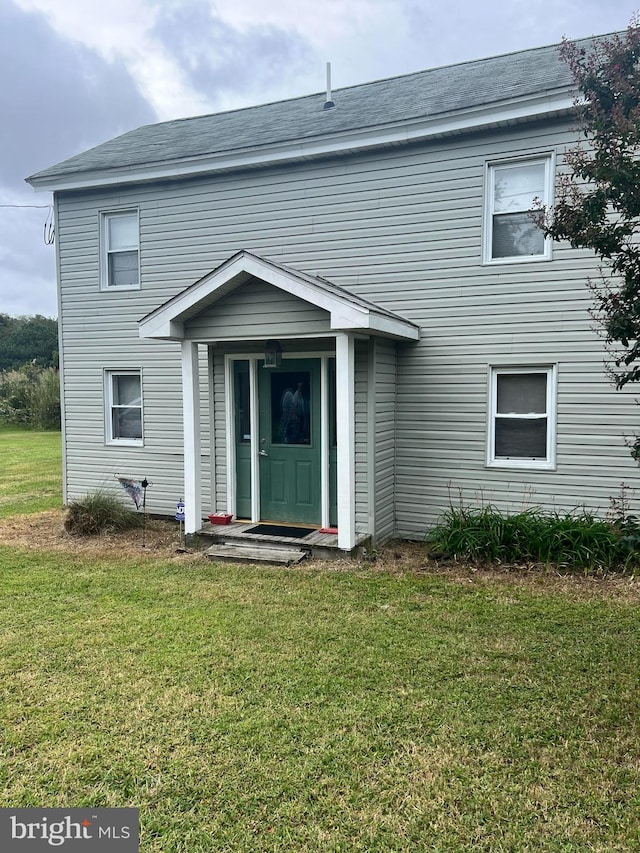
[205,543,307,565]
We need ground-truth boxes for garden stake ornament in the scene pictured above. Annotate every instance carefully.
[175,499,185,548]
[116,476,151,547]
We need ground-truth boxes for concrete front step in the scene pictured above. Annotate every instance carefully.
[205,542,307,565]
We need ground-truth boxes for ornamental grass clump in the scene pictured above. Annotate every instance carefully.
[0,366,60,430]
[427,504,639,573]
[64,490,143,536]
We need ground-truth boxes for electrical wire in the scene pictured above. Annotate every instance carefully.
[0,203,56,245]
[43,207,55,245]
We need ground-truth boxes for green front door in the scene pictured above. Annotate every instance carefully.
[258,358,321,524]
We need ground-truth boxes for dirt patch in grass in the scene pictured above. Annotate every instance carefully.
[0,509,188,561]
[1,509,639,601]
[367,539,640,601]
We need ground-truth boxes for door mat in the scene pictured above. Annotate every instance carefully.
[245,524,315,538]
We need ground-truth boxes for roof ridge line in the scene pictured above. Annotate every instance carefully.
[123,31,613,134]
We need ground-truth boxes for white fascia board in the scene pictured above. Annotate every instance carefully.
[140,251,419,341]
[328,302,419,339]
[241,257,419,337]
[209,256,340,318]
[139,261,249,338]
[240,257,335,309]
[139,252,368,337]
[29,91,574,193]
[331,317,420,340]
[366,312,420,340]
[329,304,371,330]
[139,316,184,340]
[158,255,318,329]
[274,277,362,320]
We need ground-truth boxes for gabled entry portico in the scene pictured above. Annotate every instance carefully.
[139,250,419,551]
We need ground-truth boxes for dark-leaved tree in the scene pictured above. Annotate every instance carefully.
[0,314,58,371]
[541,23,640,456]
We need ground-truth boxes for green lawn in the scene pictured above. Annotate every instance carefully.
[0,425,639,850]
[0,548,639,851]
[0,424,62,517]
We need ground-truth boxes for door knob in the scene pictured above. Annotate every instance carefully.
[259,449,269,457]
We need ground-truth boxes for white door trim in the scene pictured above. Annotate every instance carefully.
[249,357,260,522]
[224,349,345,532]
[320,355,330,530]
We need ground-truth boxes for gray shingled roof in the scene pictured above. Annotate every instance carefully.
[28,36,591,183]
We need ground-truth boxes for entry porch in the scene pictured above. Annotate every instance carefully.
[139,250,419,551]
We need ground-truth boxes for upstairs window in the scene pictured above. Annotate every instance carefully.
[485,158,552,262]
[488,366,556,469]
[105,370,143,444]
[101,210,139,288]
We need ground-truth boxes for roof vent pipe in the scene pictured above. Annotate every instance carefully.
[323,62,335,109]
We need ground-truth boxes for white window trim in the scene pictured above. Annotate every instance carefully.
[104,369,144,446]
[487,365,557,470]
[99,209,140,290]
[483,155,554,265]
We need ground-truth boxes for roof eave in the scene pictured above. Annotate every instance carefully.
[27,88,575,193]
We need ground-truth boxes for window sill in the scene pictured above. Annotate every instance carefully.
[100,284,141,292]
[482,254,551,266]
[487,459,555,471]
[106,439,143,447]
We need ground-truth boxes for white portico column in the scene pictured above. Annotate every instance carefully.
[181,341,202,534]
[335,332,356,550]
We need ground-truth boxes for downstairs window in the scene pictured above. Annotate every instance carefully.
[105,370,143,445]
[488,366,556,469]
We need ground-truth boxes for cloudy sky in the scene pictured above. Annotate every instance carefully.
[1,0,638,318]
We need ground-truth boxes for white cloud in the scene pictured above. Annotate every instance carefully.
[13,0,640,119]
[5,0,640,316]
[13,0,211,118]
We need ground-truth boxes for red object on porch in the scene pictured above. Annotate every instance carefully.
[318,527,338,534]
[208,512,233,525]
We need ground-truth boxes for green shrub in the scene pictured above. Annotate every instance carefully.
[426,503,640,572]
[64,491,144,536]
[0,369,30,424]
[0,366,60,430]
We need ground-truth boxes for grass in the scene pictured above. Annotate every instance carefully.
[1,426,639,849]
[0,549,639,851]
[0,423,62,518]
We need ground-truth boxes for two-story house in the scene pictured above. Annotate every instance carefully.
[26,35,638,552]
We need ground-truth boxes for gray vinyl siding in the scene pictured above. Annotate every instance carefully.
[373,338,397,544]
[185,278,330,341]
[56,215,212,516]
[55,115,639,535]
